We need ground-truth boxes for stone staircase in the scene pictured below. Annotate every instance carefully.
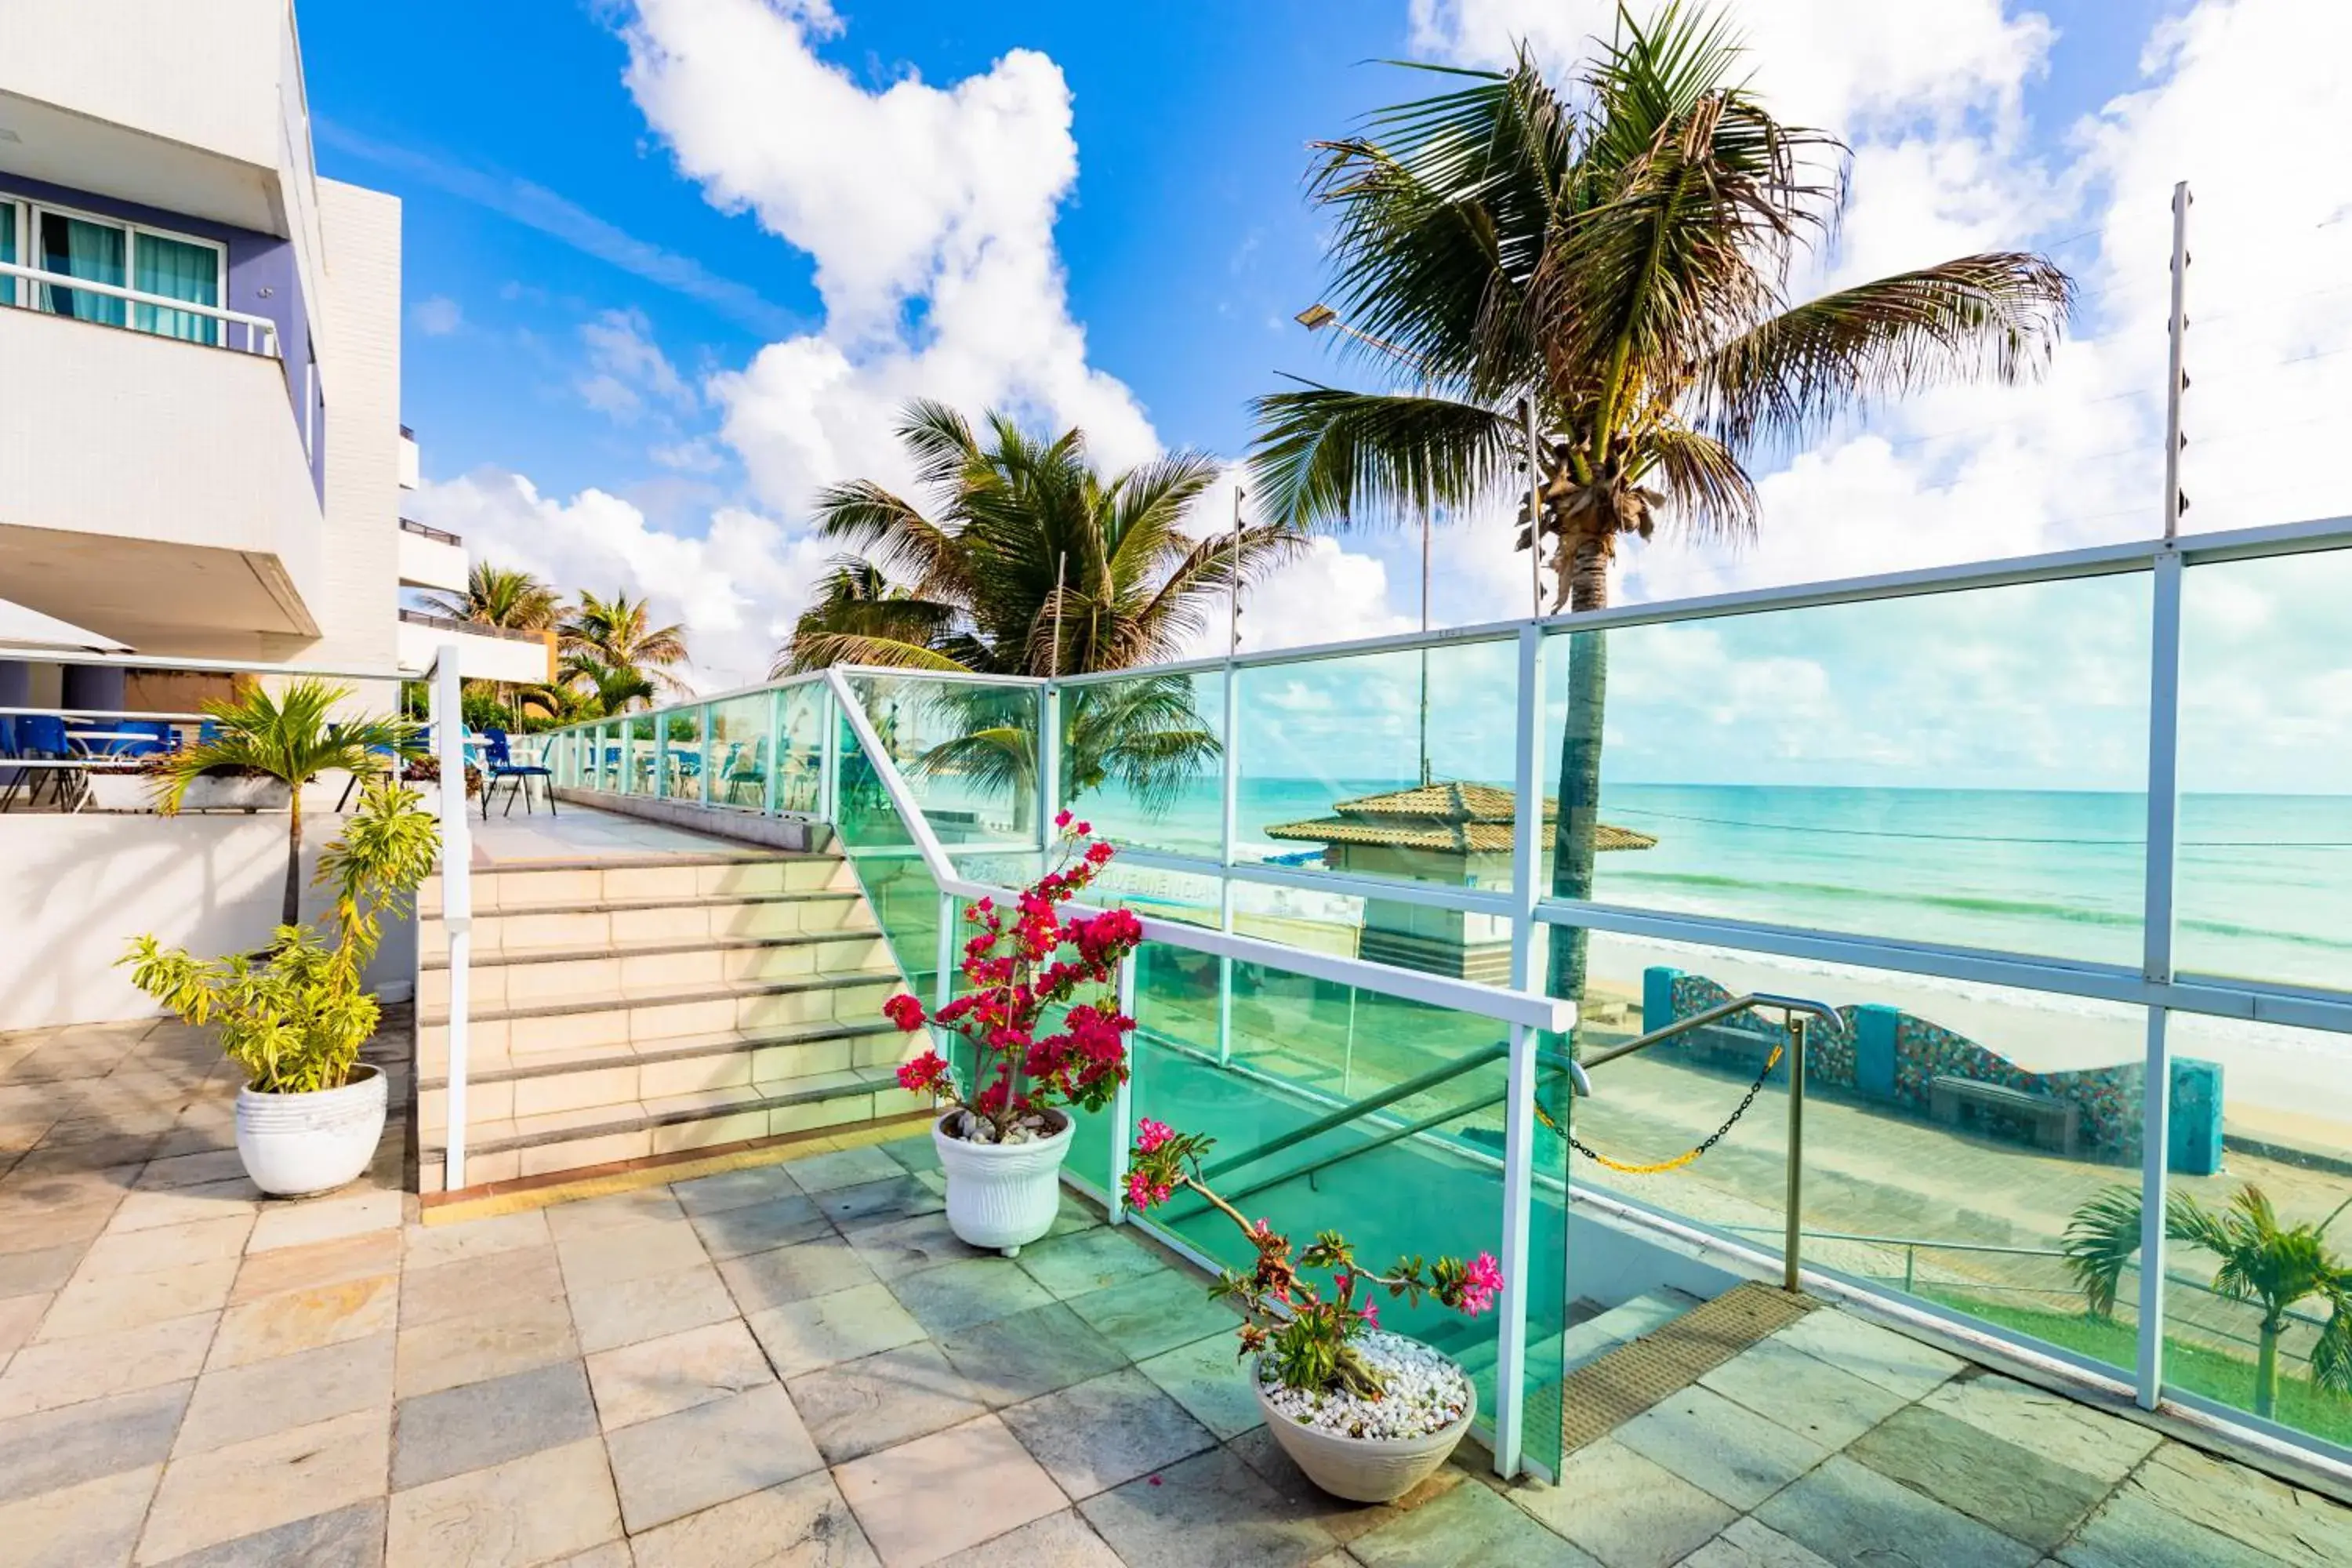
[415,847,925,1192]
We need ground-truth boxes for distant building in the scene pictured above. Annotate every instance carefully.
[1266,781,1655,983]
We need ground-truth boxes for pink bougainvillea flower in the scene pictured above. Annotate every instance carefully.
[881,993,927,1033]
[1054,809,1073,829]
[895,1051,951,1095]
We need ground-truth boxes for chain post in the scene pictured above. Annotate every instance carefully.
[1784,1012,1808,1295]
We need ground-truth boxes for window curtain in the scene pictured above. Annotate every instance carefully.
[132,232,220,346]
[37,213,126,326]
[0,202,16,309]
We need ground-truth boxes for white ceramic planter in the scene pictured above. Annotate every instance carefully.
[933,1109,1073,1256]
[235,1064,387,1197]
[1253,1352,1477,1503]
[91,775,292,813]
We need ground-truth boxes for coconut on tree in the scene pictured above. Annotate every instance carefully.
[1247,3,2072,1046]
[781,399,1296,804]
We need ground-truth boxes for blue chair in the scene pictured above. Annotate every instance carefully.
[2,715,71,811]
[482,728,555,818]
[111,720,172,759]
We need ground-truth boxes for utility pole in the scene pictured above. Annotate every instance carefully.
[1050,552,1065,679]
[1522,397,1545,618]
[1229,485,1244,656]
[2162,182,2191,539]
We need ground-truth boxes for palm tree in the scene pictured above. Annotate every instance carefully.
[2066,1184,2352,1420]
[416,561,562,719]
[782,400,1298,804]
[1248,5,2071,1045]
[560,591,689,708]
[543,657,658,721]
[155,681,421,925]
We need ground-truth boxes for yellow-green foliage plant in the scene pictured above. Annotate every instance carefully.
[122,780,439,1094]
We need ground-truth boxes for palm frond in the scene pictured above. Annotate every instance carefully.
[1249,387,1520,530]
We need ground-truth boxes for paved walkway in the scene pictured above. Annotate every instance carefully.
[466,802,766,867]
[4,1018,2350,1565]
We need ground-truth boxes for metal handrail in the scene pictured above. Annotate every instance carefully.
[0,260,282,356]
[399,517,463,546]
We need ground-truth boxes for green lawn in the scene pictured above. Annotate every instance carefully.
[1928,1292,2352,1447]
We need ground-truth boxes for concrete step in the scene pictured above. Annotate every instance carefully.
[419,1065,932,1190]
[416,930,894,1011]
[420,851,852,916]
[421,888,871,960]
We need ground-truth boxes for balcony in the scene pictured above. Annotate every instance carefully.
[397,517,465,593]
[0,273,320,655]
[397,607,554,685]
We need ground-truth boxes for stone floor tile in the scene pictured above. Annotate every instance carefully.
[176,1329,395,1454]
[957,1277,1138,1395]
[392,1357,600,1490]
[543,1186,688,1243]
[227,1230,403,1305]
[393,1290,579,1399]
[782,1145,903,1193]
[1680,1516,1837,1568]
[587,1319,773,1431]
[387,1436,621,1568]
[0,1203,118,1255]
[14,1133,165,1174]
[557,1220,712,1291]
[1519,1438,1739,1568]
[718,1233,880,1313]
[1079,1445,1335,1568]
[1352,1474,1599,1568]
[547,1545,633,1568]
[844,1210,985,1281]
[1698,1337,1914,1450]
[748,1281,926,1378]
[688,1191,829,1260]
[2126,1439,2352,1566]
[1770,1310,1965,1401]
[1849,1404,2107,1552]
[0,1460,160,1568]
[137,1407,388,1564]
[834,1414,1069,1568]
[670,1163,807,1218]
[1919,1373,2160,1484]
[0,1243,82,1298]
[998,1367,1218,1499]
[571,1262,740,1355]
[0,1311,216,1417]
[2056,1489,2283,1568]
[879,1136,941,1176]
[148,1497,387,1568]
[0,1291,45,1359]
[399,1243,564,1330]
[789,1341,991,1465]
[0,1378,187,1505]
[401,1209,551,1271]
[815,1174,944,1233]
[1013,1226,1167,1301]
[75,1214,255,1280]
[1756,1454,2039,1568]
[247,1189,405,1254]
[104,1180,261,1235]
[1613,1385,1830,1510]
[36,1255,238,1340]
[1133,1330,1267,1441]
[209,1273,397,1371]
[605,1382,826,1534]
[630,1471,880,1568]
[1222,1425,1468,1547]
[889,1257,1056,1338]
[133,1149,249,1193]
[932,1509,1121,1568]
[1064,1267,1241,1361]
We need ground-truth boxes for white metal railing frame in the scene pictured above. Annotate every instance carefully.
[0,260,282,358]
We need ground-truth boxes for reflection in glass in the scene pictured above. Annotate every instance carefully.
[706,694,773,809]
[1057,671,1225,858]
[848,675,1038,846]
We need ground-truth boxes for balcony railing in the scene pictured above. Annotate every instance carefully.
[397,608,543,644]
[399,518,462,546]
[0,260,281,357]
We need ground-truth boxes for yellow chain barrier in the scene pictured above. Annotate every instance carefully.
[1538,1041,1785,1174]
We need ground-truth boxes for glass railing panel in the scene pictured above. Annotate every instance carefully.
[1539,572,2153,968]
[597,723,620,791]
[777,683,827,815]
[1548,926,2147,1383]
[624,713,656,795]
[1057,670,1225,858]
[833,721,942,1003]
[1085,859,1221,930]
[656,706,703,800]
[2159,1013,2352,1449]
[845,674,1040,847]
[1234,638,1522,891]
[706,692,773,811]
[2178,545,2352,994]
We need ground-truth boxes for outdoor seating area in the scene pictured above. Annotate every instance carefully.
[0,711,193,812]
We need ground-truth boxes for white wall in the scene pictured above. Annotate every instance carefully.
[0,811,416,1033]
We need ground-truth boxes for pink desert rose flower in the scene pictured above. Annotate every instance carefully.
[1457,1252,1504,1316]
[1135,1117,1174,1152]
[1124,1170,1171,1210]
[1360,1296,1380,1327]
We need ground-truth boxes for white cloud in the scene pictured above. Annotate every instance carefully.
[576,307,695,424]
[411,295,463,336]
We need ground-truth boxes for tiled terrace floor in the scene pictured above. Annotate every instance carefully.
[5,1020,2351,1565]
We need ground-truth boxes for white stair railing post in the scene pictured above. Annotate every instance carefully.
[1109,953,1138,1224]
[432,647,474,1191]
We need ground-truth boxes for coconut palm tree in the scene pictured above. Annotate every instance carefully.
[561,591,690,707]
[154,681,421,926]
[782,400,1298,804]
[2065,1184,2352,1420]
[417,561,561,633]
[1247,4,2072,1044]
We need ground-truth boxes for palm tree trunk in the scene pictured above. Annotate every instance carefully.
[2256,1316,2283,1418]
[1546,531,1613,1058]
[281,786,305,927]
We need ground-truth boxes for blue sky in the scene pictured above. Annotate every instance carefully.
[296,0,2352,791]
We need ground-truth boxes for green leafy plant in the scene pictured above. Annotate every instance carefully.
[154,680,421,924]
[122,781,440,1094]
[2065,1183,2352,1418]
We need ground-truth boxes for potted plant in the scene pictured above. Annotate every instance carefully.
[880,812,1143,1255]
[122,780,440,1196]
[1123,1122,1504,1502]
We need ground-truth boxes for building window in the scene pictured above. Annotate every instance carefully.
[0,193,223,347]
